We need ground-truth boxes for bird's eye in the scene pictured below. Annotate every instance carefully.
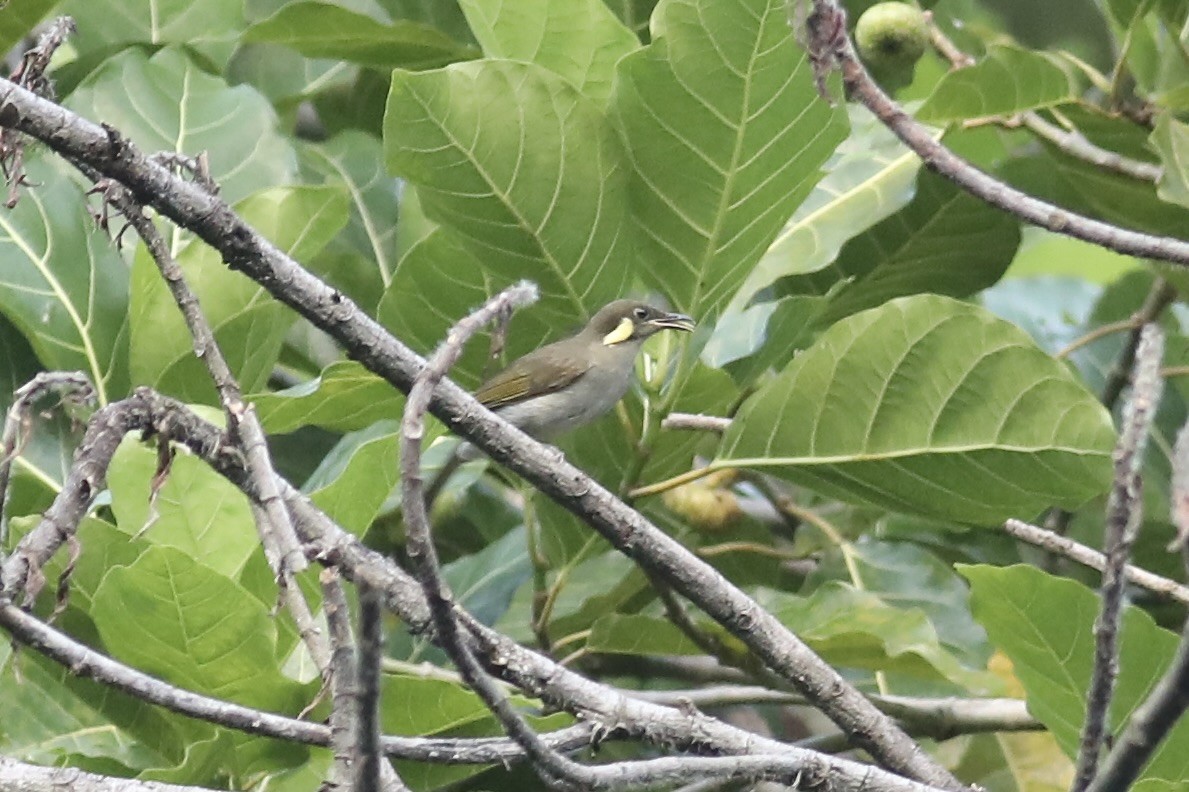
[633,307,648,320]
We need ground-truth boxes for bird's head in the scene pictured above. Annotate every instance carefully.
[588,300,696,346]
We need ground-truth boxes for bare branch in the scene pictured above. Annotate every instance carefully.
[0,594,597,763]
[0,755,207,792]
[1002,519,1189,606]
[355,583,386,792]
[1019,113,1162,183]
[1074,324,1164,791]
[0,371,94,550]
[1087,418,1189,791]
[661,413,732,433]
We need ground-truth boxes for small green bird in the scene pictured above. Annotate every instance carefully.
[427,299,695,502]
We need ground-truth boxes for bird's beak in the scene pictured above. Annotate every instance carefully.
[649,312,696,332]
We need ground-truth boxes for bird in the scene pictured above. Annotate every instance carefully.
[425,299,696,505]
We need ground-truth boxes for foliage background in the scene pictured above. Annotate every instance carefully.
[0,0,1187,789]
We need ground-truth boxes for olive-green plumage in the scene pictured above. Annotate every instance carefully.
[425,299,694,504]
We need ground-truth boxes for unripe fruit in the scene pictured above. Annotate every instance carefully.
[855,2,929,72]
[663,471,743,533]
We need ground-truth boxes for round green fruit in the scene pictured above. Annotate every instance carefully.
[855,2,929,71]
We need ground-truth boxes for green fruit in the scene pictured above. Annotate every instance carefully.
[855,2,929,71]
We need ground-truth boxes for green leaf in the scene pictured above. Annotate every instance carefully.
[1151,112,1189,209]
[0,0,58,56]
[611,0,847,316]
[738,105,923,303]
[62,0,244,66]
[107,436,259,579]
[807,539,992,668]
[781,170,1020,324]
[962,564,1189,787]
[917,46,1080,123]
[759,582,983,686]
[0,650,164,771]
[720,295,1116,524]
[442,527,533,626]
[306,423,402,536]
[0,156,129,406]
[244,1,476,68]
[458,0,638,102]
[130,185,349,404]
[300,132,400,309]
[385,60,633,320]
[91,546,307,713]
[252,360,404,433]
[66,47,296,205]
[587,613,702,655]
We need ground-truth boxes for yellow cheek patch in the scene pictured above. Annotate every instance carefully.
[603,317,635,346]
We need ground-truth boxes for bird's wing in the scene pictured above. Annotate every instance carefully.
[474,344,591,409]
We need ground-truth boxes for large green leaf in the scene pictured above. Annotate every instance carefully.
[244,1,476,68]
[963,564,1189,788]
[90,546,307,713]
[610,0,848,316]
[0,649,163,771]
[300,132,400,310]
[587,613,702,655]
[0,156,129,406]
[917,46,1080,123]
[780,170,1020,323]
[62,0,244,66]
[107,436,259,579]
[738,106,924,304]
[720,295,1115,524]
[760,582,983,686]
[66,47,297,206]
[457,0,638,102]
[807,539,991,668]
[130,186,349,404]
[385,59,633,321]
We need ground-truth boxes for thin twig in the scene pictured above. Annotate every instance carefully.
[1074,324,1164,792]
[1086,421,1189,791]
[355,582,384,792]
[0,372,94,551]
[1020,113,1162,183]
[1002,519,1189,607]
[1046,278,1177,548]
[322,567,359,791]
[661,413,732,433]
[925,16,1163,184]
